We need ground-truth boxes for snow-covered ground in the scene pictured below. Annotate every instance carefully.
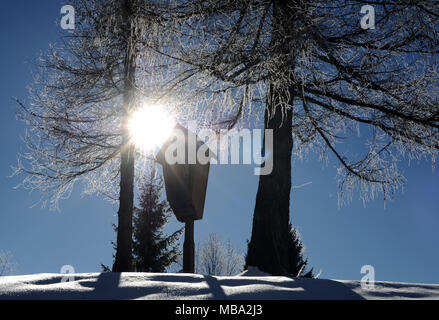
[1,268,438,300]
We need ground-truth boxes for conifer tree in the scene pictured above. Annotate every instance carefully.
[287,224,313,278]
[132,167,183,272]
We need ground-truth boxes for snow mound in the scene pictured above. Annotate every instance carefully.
[1,272,439,300]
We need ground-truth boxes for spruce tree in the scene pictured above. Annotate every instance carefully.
[132,168,183,272]
[287,224,313,278]
[244,223,313,277]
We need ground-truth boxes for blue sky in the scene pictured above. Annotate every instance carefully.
[0,0,438,284]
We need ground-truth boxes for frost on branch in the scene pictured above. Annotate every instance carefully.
[160,0,439,205]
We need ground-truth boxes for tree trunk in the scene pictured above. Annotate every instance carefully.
[113,141,135,272]
[246,0,295,276]
[246,88,293,275]
[112,0,137,272]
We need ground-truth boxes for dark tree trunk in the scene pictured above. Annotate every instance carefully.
[112,0,137,272]
[113,141,135,272]
[246,0,295,276]
[246,87,293,275]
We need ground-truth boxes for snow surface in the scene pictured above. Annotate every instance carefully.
[1,268,438,300]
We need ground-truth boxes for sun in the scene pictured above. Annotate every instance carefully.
[128,104,175,151]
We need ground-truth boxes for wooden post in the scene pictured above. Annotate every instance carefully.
[183,220,195,273]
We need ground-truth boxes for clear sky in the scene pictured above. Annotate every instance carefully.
[1,0,438,284]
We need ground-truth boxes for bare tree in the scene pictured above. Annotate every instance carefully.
[0,251,17,276]
[223,240,245,276]
[196,234,243,276]
[157,0,439,275]
[14,0,175,272]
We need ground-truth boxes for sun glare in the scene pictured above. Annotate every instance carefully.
[128,104,175,151]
